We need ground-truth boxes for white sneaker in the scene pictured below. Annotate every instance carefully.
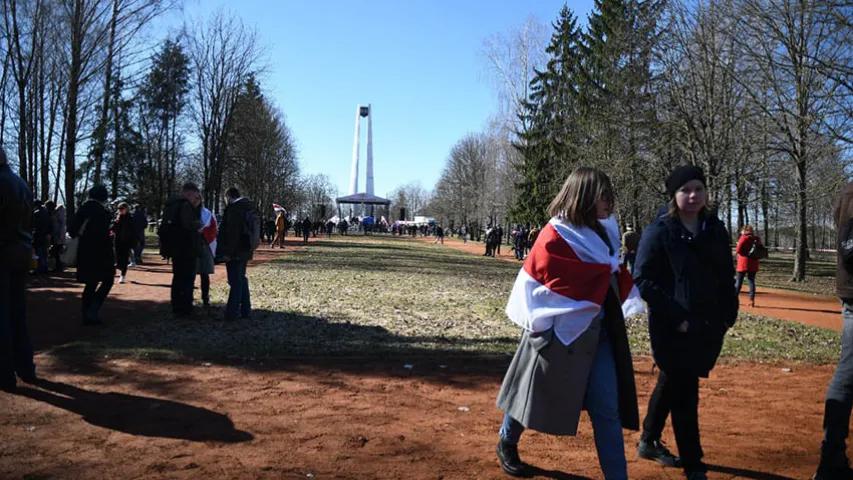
[128,261,136,268]
[119,275,126,284]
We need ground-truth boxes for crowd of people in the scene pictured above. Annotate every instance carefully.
[0,143,849,480]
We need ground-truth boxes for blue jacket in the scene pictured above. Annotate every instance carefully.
[634,210,738,377]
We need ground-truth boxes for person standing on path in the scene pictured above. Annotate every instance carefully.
[302,217,312,244]
[621,226,639,275]
[272,210,286,248]
[813,182,853,480]
[496,167,644,479]
[735,225,762,308]
[218,187,255,321]
[0,146,37,391]
[112,202,137,284]
[496,226,504,256]
[160,183,202,318]
[197,203,218,310]
[132,204,148,265]
[633,165,738,480]
[69,185,116,326]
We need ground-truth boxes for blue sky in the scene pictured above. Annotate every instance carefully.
[155,0,595,198]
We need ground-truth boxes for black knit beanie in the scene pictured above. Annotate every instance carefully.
[666,165,706,198]
[89,185,109,202]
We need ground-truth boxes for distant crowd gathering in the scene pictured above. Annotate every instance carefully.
[1,144,852,480]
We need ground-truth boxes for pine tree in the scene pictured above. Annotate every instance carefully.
[512,5,584,225]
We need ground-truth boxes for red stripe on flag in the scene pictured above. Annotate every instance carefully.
[522,223,612,305]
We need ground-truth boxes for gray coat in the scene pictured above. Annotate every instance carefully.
[496,284,639,436]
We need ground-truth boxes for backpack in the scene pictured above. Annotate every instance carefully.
[747,239,768,259]
[158,199,185,257]
[242,207,261,251]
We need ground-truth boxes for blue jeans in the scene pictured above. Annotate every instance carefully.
[500,339,627,480]
[225,260,251,319]
[624,254,636,275]
[735,271,756,301]
[822,301,853,460]
[35,245,48,273]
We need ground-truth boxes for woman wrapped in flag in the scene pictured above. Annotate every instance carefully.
[496,167,645,479]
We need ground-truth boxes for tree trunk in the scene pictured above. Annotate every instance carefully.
[65,0,84,218]
[93,0,118,186]
[791,158,808,282]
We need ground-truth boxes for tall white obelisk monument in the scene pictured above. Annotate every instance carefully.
[347,104,375,204]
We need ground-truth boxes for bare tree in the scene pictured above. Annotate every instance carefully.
[187,9,264,212]
[735,0,851,280]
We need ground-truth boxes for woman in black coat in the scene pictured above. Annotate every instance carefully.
[633,166,738,480]
[68,185,115,325]
[111,202,137,284]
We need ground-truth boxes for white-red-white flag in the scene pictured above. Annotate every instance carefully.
[505,216,645,346]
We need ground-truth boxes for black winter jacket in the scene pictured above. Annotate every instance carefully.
[634,211,738,377]
[0,164,33,270]
[69,200,115,283]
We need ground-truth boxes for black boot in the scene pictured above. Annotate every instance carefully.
[496,439,526,477]
[815,454,853,480]
[638,438,682,468]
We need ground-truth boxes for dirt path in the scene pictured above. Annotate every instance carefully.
[25,239,306,351]
[0,354,834,479]
[425,236,845,331]
[1,233,841,479]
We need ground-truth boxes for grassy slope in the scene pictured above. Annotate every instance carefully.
[57,236,841,364]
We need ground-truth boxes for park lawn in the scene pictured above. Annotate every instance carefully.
[54,235,841,364]
[754,251,837,297]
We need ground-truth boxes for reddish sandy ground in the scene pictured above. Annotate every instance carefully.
[0,234,844,479]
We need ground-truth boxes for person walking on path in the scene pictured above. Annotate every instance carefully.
[0,146,37,391]
[50,203,67,273]
[69,185,117,326]
[271,210,286,248]
[434,225,445,245]
[218,187,255,321]
[197,204,218,310]
[496,167,645,479]
[160,183,202,318]
[112,202,137,285]
[621,226,640,275]
[496,226,504,255]
[633,165,738,480]
[302,217,312,244]
[813,182,853,480]
[735,225,763,308]
[132,204,148,265]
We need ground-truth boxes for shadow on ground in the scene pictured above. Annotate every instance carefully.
[13,378,253,443]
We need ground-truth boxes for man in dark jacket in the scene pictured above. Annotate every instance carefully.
[622,226,640,275]
[0,147,36,391]
[161,183,202,318]
[814,182,853,480]
[217,187,254,321]
[302,217,312,243]
[69,185,115,326]
[132,205,148,265]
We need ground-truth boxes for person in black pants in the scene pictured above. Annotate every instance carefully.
[112,202,137,284]
[69,185,116,326]
[633,166,738,480]
[161,183,202,318]
[0,147,37,391]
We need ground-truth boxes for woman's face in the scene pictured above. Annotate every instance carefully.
[675,180,706,215]
[120,207,129,215]
[595,191,613,219]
